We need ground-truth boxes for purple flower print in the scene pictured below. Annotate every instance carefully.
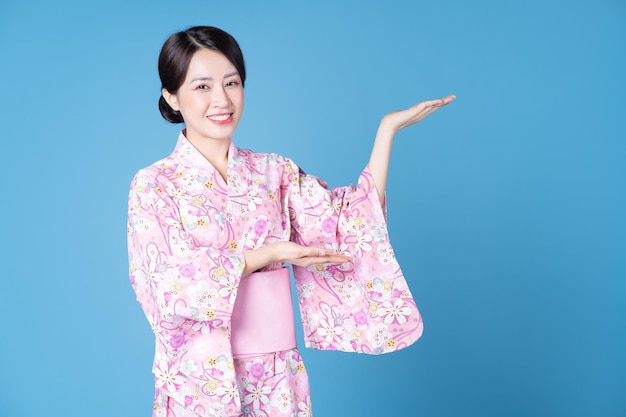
[326,265,338,275]
[170,334,186,349]
[249,362,265,380]
[253,216,268,236]
[320,217,336,236]
[179,263,196,278]
[353,309,369,326]
[223,258,234,269]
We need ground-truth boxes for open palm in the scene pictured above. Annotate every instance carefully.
[382,94,456,133]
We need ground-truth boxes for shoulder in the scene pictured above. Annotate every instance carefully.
[129,155,181,196]
[235,146,297,170]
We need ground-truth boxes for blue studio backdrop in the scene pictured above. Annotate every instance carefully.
[1,1,624,416]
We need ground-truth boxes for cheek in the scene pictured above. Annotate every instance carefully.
[178,94,205,114]
[233,90,245,110]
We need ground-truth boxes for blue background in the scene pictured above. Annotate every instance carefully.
[1,0,624,416]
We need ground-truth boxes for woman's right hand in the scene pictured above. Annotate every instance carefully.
[275,241,353,267]
[243,241,352,275]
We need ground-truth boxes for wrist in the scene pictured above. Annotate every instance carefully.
[263,244,279,264]
[243,246,269,276]
[379,115,400,135]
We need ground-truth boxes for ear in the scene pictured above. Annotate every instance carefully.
[162,88,180,111]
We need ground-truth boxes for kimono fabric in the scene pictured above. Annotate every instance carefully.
[127,132,424,416]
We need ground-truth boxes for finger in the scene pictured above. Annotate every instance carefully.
[314,253,353,262]
[312,248,334,257]
[310,247,350,258]
[420,99,445,108]
[421,98,454,115]
[326,254,353,262]
[308,256,353,265]
[289,254,353,267]
[407,105,440,122]
[440,94,456,105]
[302,257,352,267]
[398,106,447,129]
[423,95,456,108]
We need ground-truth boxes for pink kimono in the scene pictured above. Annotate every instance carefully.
[127,132,424,416]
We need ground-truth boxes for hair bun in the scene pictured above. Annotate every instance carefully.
[158,95,184,124]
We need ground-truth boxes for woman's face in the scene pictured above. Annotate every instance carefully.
[163,48,244,145]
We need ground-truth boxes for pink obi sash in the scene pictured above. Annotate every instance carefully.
[230,267,296,358]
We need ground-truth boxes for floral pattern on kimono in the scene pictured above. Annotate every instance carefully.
[127,132,423,416]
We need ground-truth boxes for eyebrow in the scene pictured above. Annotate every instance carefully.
[189,71,240,83]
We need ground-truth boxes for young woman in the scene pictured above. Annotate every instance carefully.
[128,25,454,417]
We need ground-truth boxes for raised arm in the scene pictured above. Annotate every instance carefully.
[368,95,456,203]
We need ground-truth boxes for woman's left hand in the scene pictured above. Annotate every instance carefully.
[380,94,456,133]
[367,94,456,204]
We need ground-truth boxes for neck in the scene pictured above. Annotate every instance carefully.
[186,132,231,181]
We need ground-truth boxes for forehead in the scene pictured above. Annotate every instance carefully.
[186,48,238,79]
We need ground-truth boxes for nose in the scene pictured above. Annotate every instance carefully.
[211,85,230,107]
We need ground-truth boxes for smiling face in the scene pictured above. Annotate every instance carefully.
[162,48,244,146]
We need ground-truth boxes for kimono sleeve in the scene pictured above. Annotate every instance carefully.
[127,169,245,327]
[286,161,424,354]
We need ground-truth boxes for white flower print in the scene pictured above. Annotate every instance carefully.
[355,231,373,254]
[376,243,394,265]
[218,275,238,304]
[366,323,392,349]
[324,241,349,255]
[302,180,324,202]
[247,190,263,211]
[185,281,218,309]
[154,360,184,392]
[370,222,387,242]
[191,320,213,335]
[216,380,239,405]
[178,359,197,376]
[297,397,312,417]
[336,281,360,307]
[378,298,412,324]
[317,316,344,344]
[297,282,315,299]
[300,305,320,328]
[244,380,271,410]
[165,182,184,201]
[270,384,295,413]
[321,198,341,217]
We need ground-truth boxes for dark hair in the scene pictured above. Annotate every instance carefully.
[158,26,246,123]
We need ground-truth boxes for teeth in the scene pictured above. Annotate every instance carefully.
[209,114,231,121]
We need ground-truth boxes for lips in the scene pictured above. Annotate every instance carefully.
[208,113,233,125]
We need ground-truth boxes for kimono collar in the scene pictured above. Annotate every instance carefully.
[171,130,242,172]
